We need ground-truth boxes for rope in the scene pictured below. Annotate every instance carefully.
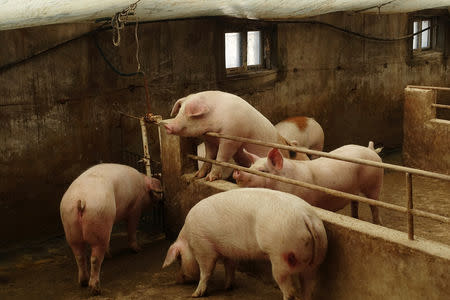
[111,0,142,47]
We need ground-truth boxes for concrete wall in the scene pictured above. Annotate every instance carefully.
[159,132,450,300]
[403,87,450,174]
[1,12,449,246]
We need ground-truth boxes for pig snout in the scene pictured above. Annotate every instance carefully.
[232,170,240,181]
[163,122,175,134]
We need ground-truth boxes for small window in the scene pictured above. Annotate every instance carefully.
[225,32,242,68]
[413,18,432,51]
[247,31,262,66]
[225,29,268,74]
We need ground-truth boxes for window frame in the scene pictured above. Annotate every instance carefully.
[406,9,450,65]
[218,18,276,78]
[412,17,435,52]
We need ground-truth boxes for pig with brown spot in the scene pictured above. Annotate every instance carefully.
[233,142,383,224]
[162,90,293,181]
[163,188,327,300]
[275,116,324,160]
[60,163,162,295]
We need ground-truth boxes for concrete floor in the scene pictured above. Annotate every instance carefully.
[0,152,448,299]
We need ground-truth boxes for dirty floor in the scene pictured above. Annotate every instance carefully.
[0,232,282,300]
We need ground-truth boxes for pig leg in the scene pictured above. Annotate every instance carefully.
[299,269,318,300]
[127,208,142,252]
[64,218,89,286]
[192,256,218,297]
[206,140,241,181]
[270,256,300,300]
[70,243,89,287]
[196,142,218,178]
[89,246,106,295]
[223,258,236,290]
[370,205,382,225]
[365,186,382,225]
[350,201,359,219]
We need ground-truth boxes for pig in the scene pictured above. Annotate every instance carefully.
[275,117,324,160]
[233,142,383,224]
[162,188,327,300]
[162,90,306,181]
[60,163,162,295]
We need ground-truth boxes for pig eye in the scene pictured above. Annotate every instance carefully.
[259,169,268,173]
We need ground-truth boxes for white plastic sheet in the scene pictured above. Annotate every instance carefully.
[0,0,449,31]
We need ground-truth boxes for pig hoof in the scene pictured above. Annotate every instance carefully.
[191,290,206,298]
[130,245,142,253]
[206,173,219,181]
[79,279,89,287]
[90,284,101,296]
[194,171,207,178]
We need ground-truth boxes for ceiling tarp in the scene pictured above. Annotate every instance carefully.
[0,0,449,31]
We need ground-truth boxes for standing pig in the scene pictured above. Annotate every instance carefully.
[163,188,327,300]
[60,163,162,295]
[275,117,324,159]
[233,142,383,224]
[162,90,296,181]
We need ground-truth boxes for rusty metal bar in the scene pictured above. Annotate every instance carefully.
[406,173,414,240]
[431,103,450,109]
[204,132,450,181]
[188,155,450,225]
[407,85,450,91]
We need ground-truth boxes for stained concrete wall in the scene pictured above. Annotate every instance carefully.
[1,12,449,246]
[403,87,450,174]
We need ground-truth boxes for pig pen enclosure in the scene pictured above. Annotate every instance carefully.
[1,1,450,300]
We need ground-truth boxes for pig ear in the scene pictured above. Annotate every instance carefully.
[268,148,283,170]
[145,176,162,192]
[163,243,181,268]
[170,98,186,117]
[243,148,261,164]
[185,100,209,117]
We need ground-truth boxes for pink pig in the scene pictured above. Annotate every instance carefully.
[60,163,162,295]
[162,90,295,181]
[233,143,383,224]
[162,188,327,300]
[275,117,324,159]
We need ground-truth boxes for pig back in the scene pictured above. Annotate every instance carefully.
[202,91,285,156]
[60,174,116,224]
[182,188,325,260]
[66,164,148,221]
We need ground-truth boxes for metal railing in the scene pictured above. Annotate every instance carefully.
[186,132,450,240]
[407,85,450,112]
[432,103,450,110]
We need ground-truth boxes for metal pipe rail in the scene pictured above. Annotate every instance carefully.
[432,103,450,110]
[407,85,450,91]
[204,132,450,181]
[188,154,450,225]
